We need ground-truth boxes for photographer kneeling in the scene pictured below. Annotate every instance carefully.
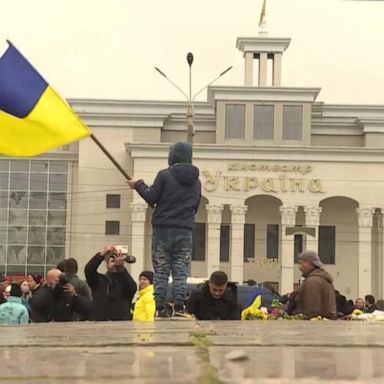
[85,244,137,321]
[30,269,92,322]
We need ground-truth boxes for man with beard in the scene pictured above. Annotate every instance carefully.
[85,244,137,320]
[186,271,241,320]
[295,250,337,320]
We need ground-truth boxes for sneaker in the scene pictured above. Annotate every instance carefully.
[155,304,173,319]
[174,306,194,320]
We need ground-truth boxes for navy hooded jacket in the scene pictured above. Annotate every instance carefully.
[134,142,201,230]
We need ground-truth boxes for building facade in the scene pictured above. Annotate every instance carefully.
[2,32,384,300]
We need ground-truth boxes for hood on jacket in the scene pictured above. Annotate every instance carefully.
[168,142,192,165]
[169,163,199,186]
[7,296,22,304]
[306,267,333,284]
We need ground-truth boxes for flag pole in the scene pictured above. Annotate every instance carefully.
[90,134,131,181]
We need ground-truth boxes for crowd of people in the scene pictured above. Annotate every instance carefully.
[1,248,383,324]
[0,247,238,324]
[1,143,383,324]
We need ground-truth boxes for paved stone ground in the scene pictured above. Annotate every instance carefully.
[1,320,384,383]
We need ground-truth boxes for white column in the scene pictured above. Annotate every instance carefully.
[272,53,282,86]
[379,212,384,300]
[244,52,254,86]
[304,206,322,252]
[356,207,375,297]
[229,205,248,284]
[258,52,268,87]
[129,202,148,280]
[279,205,298,294]
[206,204,223,278]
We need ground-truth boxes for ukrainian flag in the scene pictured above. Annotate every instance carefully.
[0,41,91,157]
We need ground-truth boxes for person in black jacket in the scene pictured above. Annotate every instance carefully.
[29,268,91,322]
[128,142,201,318]
[84,244,137,321]
[186,271,241,320]
[365,294,378,313]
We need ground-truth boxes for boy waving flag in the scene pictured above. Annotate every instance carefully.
[0,41,91,157]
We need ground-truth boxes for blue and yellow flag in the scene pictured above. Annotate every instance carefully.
[0,41,91,157]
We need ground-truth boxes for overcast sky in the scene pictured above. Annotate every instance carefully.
[2,0,384,104]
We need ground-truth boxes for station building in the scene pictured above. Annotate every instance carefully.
[2,31,384,300]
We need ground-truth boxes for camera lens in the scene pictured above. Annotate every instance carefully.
[124,255,136,264]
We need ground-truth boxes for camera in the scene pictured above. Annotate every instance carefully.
[110,245,136,264]
[57,273,69,290]
[124,255,136,264]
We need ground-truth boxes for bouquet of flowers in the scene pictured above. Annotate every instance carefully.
[241,295,268,320]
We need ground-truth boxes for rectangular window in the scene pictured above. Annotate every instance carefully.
[220,224,230,262]
[10,173,29,190]
[47,227,66,246]
[30,174,48,191]
[49,161,68,173]
[243,223,255,261]
[0,191,8,208]
[318,225,335,264]
[294,234,303,263]
[282,105,302,140]
[106,194,121,208]
[0,160,69,276]
[267,224,279,259]
[192,223,206,261]
[31,161,49,173]
[29,192,46,209]
[0,173,9,190]
[0,160,9,172]
[0,209,7,225]
[253,105,274,140]
[225,104,245,139]
[48,193,66,210]
[105,220,120,235]
[49,174,68,192]
[10,160,29,172]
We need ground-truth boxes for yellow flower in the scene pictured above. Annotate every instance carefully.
[352,309,363,316]
[241,295,264,320]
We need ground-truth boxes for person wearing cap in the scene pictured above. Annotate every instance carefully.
[133,271,155,321]
[295,250,337,320]
[0,283,29,325]
[128,142,201,318]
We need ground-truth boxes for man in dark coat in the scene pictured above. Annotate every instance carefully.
[186,271,241,320]
[30,268,91,322]
[85,244,137,321]
[128,142,201,318]
[295,250,337,320]
[365,294,378,313]
[59,257,92,301]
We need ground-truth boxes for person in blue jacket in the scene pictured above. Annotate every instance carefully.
[0,283,29,325]
[128,142,201,318]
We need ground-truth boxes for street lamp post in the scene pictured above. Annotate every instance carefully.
[155,54,232,144]
[186,52,194,144]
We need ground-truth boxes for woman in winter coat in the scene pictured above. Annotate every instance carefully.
[0,284,29,325]
[133,271,155,321]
